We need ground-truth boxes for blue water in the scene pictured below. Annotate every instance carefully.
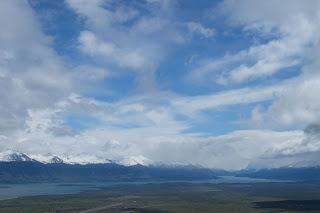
[0,176,286,200]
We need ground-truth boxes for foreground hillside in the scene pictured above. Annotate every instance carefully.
[1,182,320,213]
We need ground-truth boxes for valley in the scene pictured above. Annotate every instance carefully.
[1,182,320,213]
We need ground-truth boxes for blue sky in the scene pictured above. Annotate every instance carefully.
[1,0,320,170]
[28,0,294,134]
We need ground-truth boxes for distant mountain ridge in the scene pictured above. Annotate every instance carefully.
[0,151,125,165]
[236,166,320,182]
[0,151,64,164]
[1,151,320,183]
[0,152,218,183]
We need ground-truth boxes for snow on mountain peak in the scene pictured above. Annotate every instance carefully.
[0,150,33,162]
[49,156,64,164]
[119,155,152,166]
[0,150,152,166]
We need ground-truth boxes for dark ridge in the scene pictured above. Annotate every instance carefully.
[237,167,320,182]
[0,161,217,183]
[254,200,320,211]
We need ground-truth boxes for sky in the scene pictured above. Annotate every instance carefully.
[1,0,320,170]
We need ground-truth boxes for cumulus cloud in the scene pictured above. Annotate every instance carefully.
[251,77,320,127]
[248,123,320,169]
[0,1,107,140]
[0,0,73,135]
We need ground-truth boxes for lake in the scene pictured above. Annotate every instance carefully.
[0,176,287,200]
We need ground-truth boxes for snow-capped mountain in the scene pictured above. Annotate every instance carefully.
[0,151,64,164]
[8,153,32,161]
[49,156,64,164]
[118,155,152,166]
[0,150,149,166]
[0,150,34,162]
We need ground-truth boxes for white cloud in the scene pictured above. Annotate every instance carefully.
[2,107,304,169]
[186,22,215,39]
[0,87,309,170]
[189,0,320,84]
[251,75,320,128]
[78,31,155,71]
[0,0,73,135]
[0,1,108,136]
[66,0,187,78]
[186,0,320,131]
[218,0,320,34]
[172,84,284,117]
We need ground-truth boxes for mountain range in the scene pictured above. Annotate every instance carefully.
[1,151,320,183]
[0,151,219,183]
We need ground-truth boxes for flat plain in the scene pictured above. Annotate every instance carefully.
[0,182,320,213]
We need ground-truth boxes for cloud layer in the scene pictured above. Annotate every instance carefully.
[1,0,320,170]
